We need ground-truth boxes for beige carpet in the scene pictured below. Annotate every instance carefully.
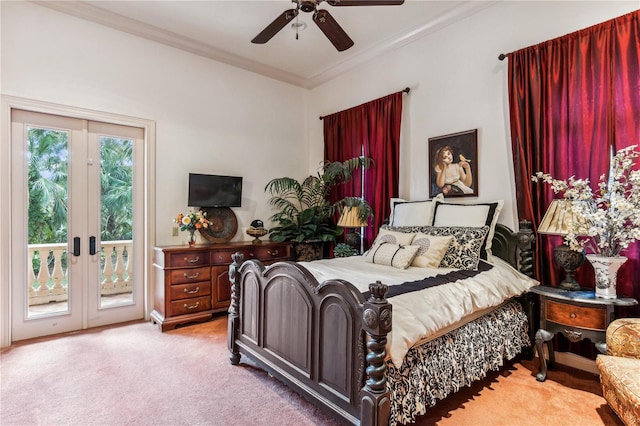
[0,315,623,426]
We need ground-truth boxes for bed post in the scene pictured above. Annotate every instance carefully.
[361,281,392,426]
[517,220,535,278]
[228,252,243,365]
[517,220,536,359]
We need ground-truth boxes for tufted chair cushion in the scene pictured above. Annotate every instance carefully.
[607,318,640,359]
[597,318,640,426]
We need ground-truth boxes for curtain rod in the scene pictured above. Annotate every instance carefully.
[319,87,411,120]
[498,53,509,61]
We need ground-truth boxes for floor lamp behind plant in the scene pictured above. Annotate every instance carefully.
[538,199,589,290]
[337,206,368,254]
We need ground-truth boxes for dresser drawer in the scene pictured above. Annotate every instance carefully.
[546,300,606,331]
[168,251,209,268]
[169,266,211,285]
[169,295,211,316]
[170,281,211,301]
[253,245,290,261]
[211,249,255,265]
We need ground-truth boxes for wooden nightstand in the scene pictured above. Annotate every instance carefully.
[530,285,637,382]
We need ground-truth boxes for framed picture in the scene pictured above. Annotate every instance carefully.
[428,129,478,198]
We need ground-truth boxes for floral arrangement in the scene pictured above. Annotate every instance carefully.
[532,145,640,257]
[174,210,211,234]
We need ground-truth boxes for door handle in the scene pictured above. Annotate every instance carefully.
[89,236,97,255]
[73,237,81,256]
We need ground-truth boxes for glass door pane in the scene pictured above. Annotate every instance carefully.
[26,127,71,318]
[99,136,134,309]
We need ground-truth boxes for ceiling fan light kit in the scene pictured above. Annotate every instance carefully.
[252,0,405,52]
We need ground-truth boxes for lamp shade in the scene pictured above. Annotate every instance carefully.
[538,199,589,236]
[337,206,368,228]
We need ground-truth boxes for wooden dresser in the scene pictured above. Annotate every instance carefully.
[151,241,291,331]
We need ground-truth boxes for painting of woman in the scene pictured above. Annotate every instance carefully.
[429,129,478,197]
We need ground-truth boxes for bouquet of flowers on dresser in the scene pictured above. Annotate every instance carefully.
[532,145,640,257]
[174,210,211,239]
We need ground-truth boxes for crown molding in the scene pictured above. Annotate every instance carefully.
[32,1,496,90]
[32,1,308,87]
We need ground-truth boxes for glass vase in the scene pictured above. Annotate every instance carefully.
[187,230,196,248]
[586,255,627,299]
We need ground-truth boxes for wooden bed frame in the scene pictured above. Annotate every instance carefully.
[227,221,536,425]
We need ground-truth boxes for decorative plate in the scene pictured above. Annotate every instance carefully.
[199,207,238,243]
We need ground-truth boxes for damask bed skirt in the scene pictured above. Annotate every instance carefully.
[387,300,530,425]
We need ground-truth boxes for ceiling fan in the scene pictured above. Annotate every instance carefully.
[252,0,405,52]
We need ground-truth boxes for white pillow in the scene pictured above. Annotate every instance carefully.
[371,228,416,246]
[431,200,503,259]
[365,242,420,269]
[390,194,443,226]
[410,234,453,267]
[389,197,406,224]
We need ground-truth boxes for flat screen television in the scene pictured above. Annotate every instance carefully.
[188,173,242,208]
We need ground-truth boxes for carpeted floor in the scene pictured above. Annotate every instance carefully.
[0,315,624,426]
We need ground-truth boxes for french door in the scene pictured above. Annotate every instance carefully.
[10,109,145,341]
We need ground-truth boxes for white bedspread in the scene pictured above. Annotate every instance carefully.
[297,256,538,368]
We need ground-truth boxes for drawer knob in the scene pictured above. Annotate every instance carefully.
[184,256,200,264]
[268,250,279,256]
[564,329,583,342]
[183,286,200,294]
[570,312,577,319]
[183,302,200,310]
[183,272,200,279]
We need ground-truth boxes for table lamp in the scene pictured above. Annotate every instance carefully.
[337,206,368,254]
[537,199,588,290]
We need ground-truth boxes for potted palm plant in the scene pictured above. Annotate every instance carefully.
[265,157,374,261]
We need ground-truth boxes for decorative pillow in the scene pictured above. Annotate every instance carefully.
[389,198,406,224]
[371,228,416,247]
[390,194,444,227]
[410,234,454,268]
[365,242,420,269]
[431,200,503,259]
[382,225,489,270]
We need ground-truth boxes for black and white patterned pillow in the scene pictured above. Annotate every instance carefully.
[381,225,489,270]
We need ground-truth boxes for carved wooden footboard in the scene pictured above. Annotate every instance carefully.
[228,221,535,425]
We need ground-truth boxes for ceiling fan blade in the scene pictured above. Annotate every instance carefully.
[251,9,299,44]
[313,9,354,52]
[326,0,404,6]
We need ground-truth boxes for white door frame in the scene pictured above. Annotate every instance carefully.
[0,95,156,347]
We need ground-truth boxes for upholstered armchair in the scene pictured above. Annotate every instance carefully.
[596,318,640,426]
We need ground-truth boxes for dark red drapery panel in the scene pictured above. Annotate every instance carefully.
[323,91,403,247]
[509,11,639,315]
[362,92,403,246]
[323,107,366,204]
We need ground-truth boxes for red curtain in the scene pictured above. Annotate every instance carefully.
[509,11,640,315]
[323,91,404,247]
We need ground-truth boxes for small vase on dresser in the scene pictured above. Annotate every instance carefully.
[187,230,196,247]
[587,255,628,299]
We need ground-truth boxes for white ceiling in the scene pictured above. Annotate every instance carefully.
[35,0,496,88]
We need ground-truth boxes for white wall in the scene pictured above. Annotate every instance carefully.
[1,1,308,246]
[307,1,638,230]
[3,1,637,237]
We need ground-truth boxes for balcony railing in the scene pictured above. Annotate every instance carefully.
[28,240,132,306]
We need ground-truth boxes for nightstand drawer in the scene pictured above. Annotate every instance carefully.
[546,300,606,330]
